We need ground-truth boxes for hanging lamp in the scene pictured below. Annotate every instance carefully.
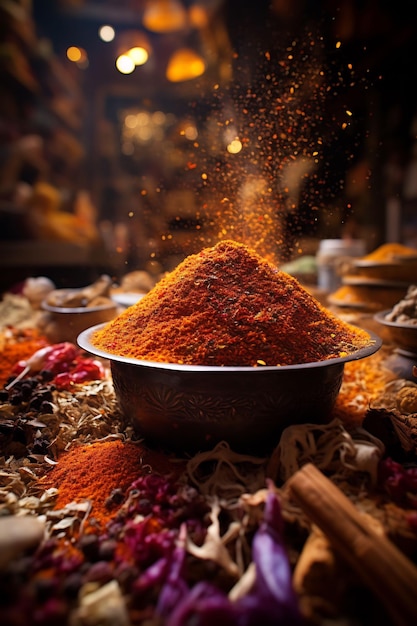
[166,47,206,82]
[142,0,188,33]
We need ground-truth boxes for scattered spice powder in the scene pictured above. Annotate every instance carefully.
[40,440,183,528]
[92,240,372,366]
[0,328,48,388]
[332,348,394,428]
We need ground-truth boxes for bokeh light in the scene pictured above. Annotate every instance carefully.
[99,24,115,42]
[116,54,135,74]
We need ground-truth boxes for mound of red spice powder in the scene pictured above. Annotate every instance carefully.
[41,440,183,528]
[92,240,372,366]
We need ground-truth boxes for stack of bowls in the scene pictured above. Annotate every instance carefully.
[328,244,417,313]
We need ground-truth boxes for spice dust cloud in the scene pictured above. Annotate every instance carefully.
[132,9,373,266]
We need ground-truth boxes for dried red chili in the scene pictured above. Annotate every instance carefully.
[54,357,105,390]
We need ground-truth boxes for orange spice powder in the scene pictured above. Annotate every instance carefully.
[330,285,367,305]
[0,328,49,387]
[92,240,372,367]
[41,440,183,528]
[363,242,417,262]
[332,348,395,429]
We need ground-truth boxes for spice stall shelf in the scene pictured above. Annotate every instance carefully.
[0,241,111,293]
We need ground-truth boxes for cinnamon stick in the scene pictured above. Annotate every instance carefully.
[287,463,417,626]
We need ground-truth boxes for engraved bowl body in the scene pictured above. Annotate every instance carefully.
[78,324,381,455]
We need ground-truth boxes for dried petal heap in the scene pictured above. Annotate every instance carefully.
[92,240,371,366]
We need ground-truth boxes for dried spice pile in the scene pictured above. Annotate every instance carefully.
[332,347,395,428]
[92,240,372,366]
[363,242,417,262]
[39,440,184,529]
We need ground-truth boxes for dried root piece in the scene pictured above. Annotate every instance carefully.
[46,275,113,308]
[268,418,384,485]
[0,515,45,570]
[293,525,347,622]
[365,379,417,457]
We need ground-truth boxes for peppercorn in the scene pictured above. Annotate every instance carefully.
[39,400,54,414]
[83,560,114,584]
[10,392,24,406]
[105,488,125,509]
[34,577,56,602]
[62,573,83,599]
[31,437,51,455]
[98,539,117,561]
[78,534,100,561]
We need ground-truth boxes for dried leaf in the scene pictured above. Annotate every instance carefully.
[186,497,241,578]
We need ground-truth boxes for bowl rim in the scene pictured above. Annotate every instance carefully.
[351,258,417,269]
[42,300,117,314]
[111,292,146,308]
[391,254,417,263]
[327,294,370,309]
[342,276,410,288]
[77,323,382,373]
[374,308,417,330]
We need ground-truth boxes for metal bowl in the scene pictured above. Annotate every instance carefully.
[374,309,417,354]
[340,276,410,310]
[350,258,417,282]
[78,324,382,455]
[42,299,117,344]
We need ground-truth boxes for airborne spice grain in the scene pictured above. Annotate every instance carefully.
[92,240,372,366]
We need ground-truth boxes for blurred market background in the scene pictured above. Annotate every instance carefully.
[1,0,417,292]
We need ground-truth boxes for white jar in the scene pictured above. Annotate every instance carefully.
[317,239,366,292]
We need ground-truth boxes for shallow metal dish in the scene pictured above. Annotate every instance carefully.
[338,277,410,311]
[374,309,417,354]
[78,324,382,455]
[350,258,417,282]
